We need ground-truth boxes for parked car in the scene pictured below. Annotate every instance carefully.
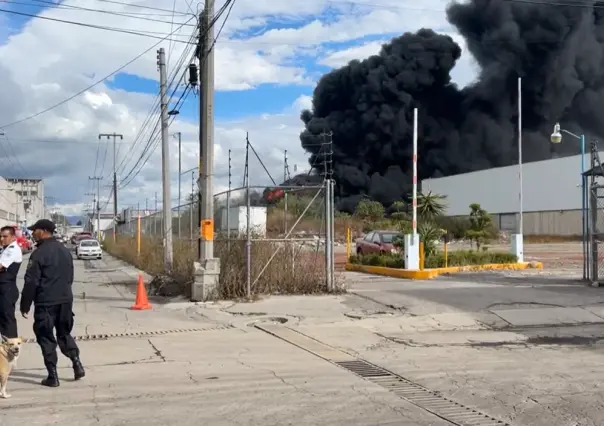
[355,230,400,255]
[75,239,102,260]
[71,232,93,245]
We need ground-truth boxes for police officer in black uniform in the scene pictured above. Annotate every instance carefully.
[20,219,85,387]
[0,226,23,338]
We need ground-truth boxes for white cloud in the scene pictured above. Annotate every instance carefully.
[0,0,479,220]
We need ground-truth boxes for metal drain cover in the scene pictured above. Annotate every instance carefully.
[336,360,509,425]
[255,324,511,426]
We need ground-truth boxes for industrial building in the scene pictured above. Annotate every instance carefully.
[0,177,46,227]
[421,153,594,236]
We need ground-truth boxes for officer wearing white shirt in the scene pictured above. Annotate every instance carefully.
[0,226,23,338]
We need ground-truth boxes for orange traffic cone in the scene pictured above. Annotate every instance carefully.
[131,274,152,310]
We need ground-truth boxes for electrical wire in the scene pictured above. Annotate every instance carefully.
[0,0,195,24]
[116,22,200,184]
[0,8,197,43]
[0,16,195,129]
[120,0,238,191]
[115,30,196,181]
[90,0,190,15]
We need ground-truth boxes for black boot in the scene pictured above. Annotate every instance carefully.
[72,357,85,380]
[41,366,60,387]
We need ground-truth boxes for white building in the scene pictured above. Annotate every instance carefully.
[421,153,595,236]
[0,177,45,228]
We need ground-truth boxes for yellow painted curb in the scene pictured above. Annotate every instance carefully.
[345,261,544,280]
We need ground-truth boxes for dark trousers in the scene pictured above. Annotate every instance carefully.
[33,303,80,369]
[0,285,18,338]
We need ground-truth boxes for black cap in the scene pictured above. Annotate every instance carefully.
[28,219,56,233]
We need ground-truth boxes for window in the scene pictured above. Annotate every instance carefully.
[372,233,382,244]
[80,240,99,247]
[380,233,397,243]
[364,232,374,241]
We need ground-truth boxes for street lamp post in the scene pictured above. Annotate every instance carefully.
[551,123,586,279]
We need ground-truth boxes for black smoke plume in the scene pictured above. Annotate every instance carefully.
[300,0,604,211]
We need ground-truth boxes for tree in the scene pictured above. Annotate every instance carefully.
[465,203,492,250]
[354,199,384,222]
[390,201,408,221]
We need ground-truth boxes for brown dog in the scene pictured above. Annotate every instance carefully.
[0,336,23,398]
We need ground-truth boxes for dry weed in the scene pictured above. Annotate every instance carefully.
[104,236,328,299]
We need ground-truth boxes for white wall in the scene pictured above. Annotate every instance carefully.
[422,153,597,216]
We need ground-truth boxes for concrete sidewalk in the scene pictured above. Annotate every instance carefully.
[1,253,454,425]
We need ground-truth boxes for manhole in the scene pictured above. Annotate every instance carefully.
[246,316,288,327]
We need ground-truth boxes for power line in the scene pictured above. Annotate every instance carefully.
[0,8,197,43]
[90,0,192,15]
[0,0,196,24]
[0,16,195,129]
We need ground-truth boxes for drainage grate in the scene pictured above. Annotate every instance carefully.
[336,359,510,426]
[22,324,234,344]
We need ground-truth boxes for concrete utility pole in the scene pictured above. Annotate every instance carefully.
[193,0,220,301]
[88,177,102,239]
[174,132,182,239]
[99,132,123,242]
[158,47,174,273]
[85,192,95,233]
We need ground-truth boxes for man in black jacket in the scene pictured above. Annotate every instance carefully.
[20,219,85,387]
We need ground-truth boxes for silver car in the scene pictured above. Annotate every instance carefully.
[75,239,102,260]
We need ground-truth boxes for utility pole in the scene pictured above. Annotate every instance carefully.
[98,132,123,242]
[174,132,182,239]
[193,0,220,301]
[88,177,102,240]
[154,192,158,236]
[85,193,95,233]
[158,47,174,272]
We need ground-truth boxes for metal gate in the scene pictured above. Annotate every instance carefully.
[588,184,604,285]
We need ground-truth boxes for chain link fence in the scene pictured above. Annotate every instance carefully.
[109,181,336,297]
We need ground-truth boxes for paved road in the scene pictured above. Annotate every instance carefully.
[0,253,453,426]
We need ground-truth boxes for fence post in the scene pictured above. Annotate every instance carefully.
[137,215,141,257]
[246,178,252,298]
[346,227,351,260]
[324,181,333,291]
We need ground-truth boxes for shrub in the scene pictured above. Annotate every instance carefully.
[350,250,517,269]
[436,216,471,240]
[425,250,518,268]
[104,235,330,299]
[349,253,404,268]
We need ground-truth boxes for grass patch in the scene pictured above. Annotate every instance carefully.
[104,236,330,299]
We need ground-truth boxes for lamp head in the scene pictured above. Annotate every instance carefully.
[551,123,562,144]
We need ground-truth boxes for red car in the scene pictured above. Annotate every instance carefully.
[355,230,399,255]
[8,225,32,253]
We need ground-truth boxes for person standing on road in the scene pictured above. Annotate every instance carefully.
[20,219,85,387]
[0,226,23,338]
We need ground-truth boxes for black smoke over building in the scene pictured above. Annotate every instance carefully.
[300,0,604,211]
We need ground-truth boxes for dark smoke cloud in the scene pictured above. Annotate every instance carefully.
[300,0,604,211]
